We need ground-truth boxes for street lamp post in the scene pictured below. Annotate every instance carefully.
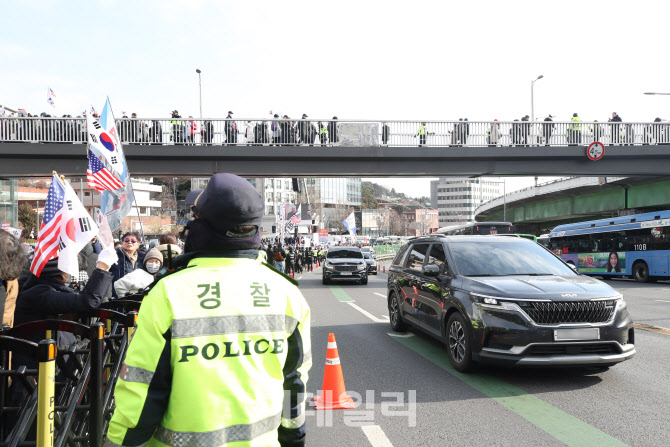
[195,69,202,120]
[531,75,544,146]
[644,92,670,95]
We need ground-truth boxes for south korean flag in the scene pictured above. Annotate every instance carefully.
[87,113,123,176]
[285,221,295,232]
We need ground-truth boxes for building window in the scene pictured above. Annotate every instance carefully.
[140,207,147,214]
[84,192,91,197]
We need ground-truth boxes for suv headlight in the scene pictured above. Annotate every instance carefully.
[606,293,626,310]
[325,261,333,269]
[358,262,366,270]
[471,293,519,310]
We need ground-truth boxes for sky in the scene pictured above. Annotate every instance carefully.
[2,0,668,198]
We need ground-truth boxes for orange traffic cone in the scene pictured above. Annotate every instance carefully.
[290,268,294,278]
[314,333,355,410]
[316,260,320,268]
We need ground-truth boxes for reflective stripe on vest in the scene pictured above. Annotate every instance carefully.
[281,411,306,429]
[120,363,154,386]
[154,412,281,446]
[417,126,426,135]
[171,314,300,339]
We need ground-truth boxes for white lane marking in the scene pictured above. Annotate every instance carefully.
[381,315,389,319]
[374,293,386,298]
[361,425,394,447]
[297,276,303,280]
[654,300,670,303]
[387,332,414,338]
[347,302,387,323]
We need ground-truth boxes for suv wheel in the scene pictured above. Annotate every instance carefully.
[633,261,650,283]
[389,292,408,332]
[322,276,329,285]
[446,313,474,372]
[361,277,368,285]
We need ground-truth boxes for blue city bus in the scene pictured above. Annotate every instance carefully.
[547,210,670,282]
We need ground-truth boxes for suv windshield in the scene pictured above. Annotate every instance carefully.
[327,249,363,259]
[449,240,575,276]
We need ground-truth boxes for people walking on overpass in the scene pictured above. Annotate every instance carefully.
[542,115,555,146]
[327,116,339,144]
[105,173,311,447]
[187,116,198,145]
[520,115,530,146]
[416,122,428,147]
[568,113,582,145]
[382,121,391,146]
[280,115,294,145]
[150,119,163,144]
[510,119,521,146]
[225,110,238,144]
[271,114,281,145]
[298,114,316,146]
[318,121,328,145]
[609,112,622,145]
[201,119,214,145]
[255,121,270,145]
[487,119,500,146]
[245,120,256,146]
[170,110,185,144]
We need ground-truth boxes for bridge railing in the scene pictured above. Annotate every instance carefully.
[1,117,669,147]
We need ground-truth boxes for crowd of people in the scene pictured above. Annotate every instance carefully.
[1,109,667,147]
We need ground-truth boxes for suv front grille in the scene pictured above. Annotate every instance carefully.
[525,343,619,356]
[334,265,358,272]
[523,301,615,324]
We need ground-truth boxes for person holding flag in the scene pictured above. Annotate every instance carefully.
[7,175,118,436]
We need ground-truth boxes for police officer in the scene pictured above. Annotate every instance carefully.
[416,122,427,147]
[106,173,312,447]
[568,112,582,146]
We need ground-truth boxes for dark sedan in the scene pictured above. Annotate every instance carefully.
[387,235,635,372]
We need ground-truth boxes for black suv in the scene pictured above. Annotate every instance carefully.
[387,235,635,372]
[323,247,368,285]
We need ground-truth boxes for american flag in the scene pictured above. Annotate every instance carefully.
[30,177,65,277]
[1,223,10,229]
[87,150,125,191]
[290,206,302,224]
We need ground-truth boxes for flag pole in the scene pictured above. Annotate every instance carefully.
[106,96,146,242]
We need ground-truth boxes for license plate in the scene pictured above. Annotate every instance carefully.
[340,272,352,276]
[490,229,498,235]
[554,328,600,341]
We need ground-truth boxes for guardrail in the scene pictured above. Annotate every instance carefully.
[1,117,669,147]
[0,297,142,446]
[373,244,402,261]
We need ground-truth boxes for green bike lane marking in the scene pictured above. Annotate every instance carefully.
[393,335,628,447]
[328,285,355,302]
[327,285,628,446]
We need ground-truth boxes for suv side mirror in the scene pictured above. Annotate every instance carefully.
[423,264,440,277]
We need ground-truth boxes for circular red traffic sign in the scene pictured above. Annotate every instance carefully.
[587,142,605,161]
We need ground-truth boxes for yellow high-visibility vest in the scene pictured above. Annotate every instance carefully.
[106,254,312,447]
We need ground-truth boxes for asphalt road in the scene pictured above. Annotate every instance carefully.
[297,266,670,447]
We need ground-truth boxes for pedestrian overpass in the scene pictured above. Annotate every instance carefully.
[1,117,669,177]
